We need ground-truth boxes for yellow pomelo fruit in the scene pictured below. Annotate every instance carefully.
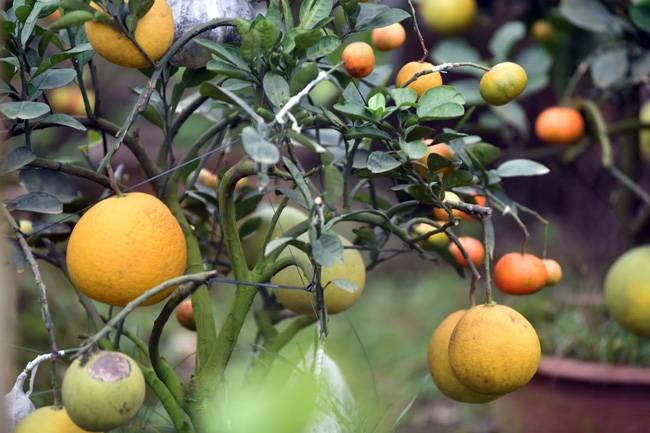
[449,304,541,394]
[413,222,450,249]
[15,406,96,433]
[604,246,650,338]
[419,0,477,35]
[85,0,174,68]
[66,192,187,306]
[428,310,500,403]
[241,205,309,268]
[62,351,145,431]
[272,235,366,314]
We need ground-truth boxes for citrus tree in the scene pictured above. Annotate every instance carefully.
[2,0,553,432]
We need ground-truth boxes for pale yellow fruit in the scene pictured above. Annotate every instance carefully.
[66,192,187,306]
[413,222,450,249]
[85,0,174,68]
[428,310,500,403]
[419,0,477,35]
[15,406,96,433]
[449,304,541,394]
[272,235,366,314]
[62,351,145,431]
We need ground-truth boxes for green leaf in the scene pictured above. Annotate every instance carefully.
[496,159,549,177]
[490,102,528,138]
[442,169,474,188]
[489,21,526,61]
[0,146,36,176]
[206,59,254,81]
[344,126,391,141]
[391,87,417,108]
[333,103,374,122]
[7,192,63,214]
[559,0,620,33]
[312,231,343,267]
[294,29,324,50]
[466,142,501,167]
[31,68,76,90]
[0,101,50,120]
[41,113,86,130]
[590,48,628,89]
[21,0,47,46]
[323,164,343,206]
[283,157,312,203]
[417,86,465,120]
[241,127,280,164]
[367,93,386,117]
[49,10,94,30]
[194,39,249,68]
[426,153,453,172]
[330,278,358,294]
[20,167,80,202]
[263,73,290,108]
[431,38,483,76]
[288,130,326,153]
[290,63,319,95]
[255,19,281,52]
[306,36,340,60]
[630,2,650,32]
[128,0,154,18]
[400,139,426,159]
[355,4,410,31]
[367,151,400,173]
[515,45,552,94]
[299,0,333,30]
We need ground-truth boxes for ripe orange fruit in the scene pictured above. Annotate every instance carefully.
[414,141,454,177]
[66,192,187,306]
[432,191,464,221]
[428,310,500,403]
[448,303,541,394]
[542,259,562,286]
[531,19,553,42]
[458,192,487,221]
[419,0,477,35]
[449,236,484,268]
[535,107,585,145]
[479,62,528,106]
[396,61,443,97]
[493,253,548,295]
[371,23,406,51]
[176,298,196,330]
[342,42,375,78]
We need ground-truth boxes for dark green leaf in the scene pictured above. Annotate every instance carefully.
[241,127,280,164]
[283,157,312,202]
[466,142,501,167]
[19,168,80,202]
[367,151,400,173]
[299,0,333,30]
[49,10,94,30]
[496,159,549,177]
[0,146,36,176]
[7,192,63,214]
[40,113,86,130]
[631,3,650,31]
[290,63,319,95]
[128,0,154,18]
[32,68,76,90]
[355,4,410,31]
[442,169,475,188]
[0,101,50,120]
[323,164,343,206]
[306,36,340,60]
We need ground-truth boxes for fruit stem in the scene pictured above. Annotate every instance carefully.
[483,217,495,304]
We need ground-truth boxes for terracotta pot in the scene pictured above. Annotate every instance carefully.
[492,356,650,433]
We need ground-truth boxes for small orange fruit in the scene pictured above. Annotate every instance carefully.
[458,192,487,221]
[531,19,553,42]
[342,42,375,78]
[542,259,562,286]
[371,23,406,51]
[479,62,528,106]
[198,168,218,189]
[396,61,443,97]
[494,253,548,295]
[432,191,464,221]
[535,107,585,145]
[176,298,196,331]
[414,141,454,177]
[449,236,485,268]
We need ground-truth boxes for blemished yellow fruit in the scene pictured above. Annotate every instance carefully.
[18,219,33,234]
[272,235,366,314]
[48,86,95,116]
[396,61,443,97]
[198,168,219,189]
[604,246,650,338]
[241,205,309,268]
[62,351,145,431]
[412,222,450,249]
[66,192,187,306]
[479,62,528,106]
[419,0,477,35]
[85,0,174,68]
[15,406,96,433]
[449,304,541,394]
[428,310,500,403]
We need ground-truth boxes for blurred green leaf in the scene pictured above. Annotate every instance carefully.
[241,127,280,164]
[496,159,549,177]
[0,101,50,120]
[590,48,628,89]
[367,151,400,173]
[559,0,621,33]
[7,192,63,214]
[489,21,526,61]
[0,146,36,176]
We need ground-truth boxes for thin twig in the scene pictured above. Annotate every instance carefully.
[401,62,490,89]
[406,0,428,62]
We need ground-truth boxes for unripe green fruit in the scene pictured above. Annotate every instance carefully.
[309,80,340,108]
[62,351,145,431]
[240,206,309,268]
[15,406,95,433]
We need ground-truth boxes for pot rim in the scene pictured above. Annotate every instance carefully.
[538,355,650,385]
